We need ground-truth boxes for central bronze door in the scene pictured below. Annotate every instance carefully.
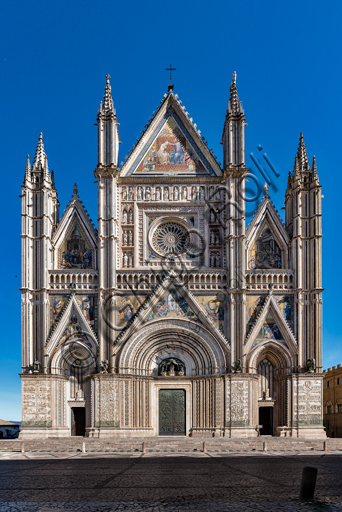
[159,389,186,436]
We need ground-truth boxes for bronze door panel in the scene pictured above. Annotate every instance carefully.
[159,389,186,436]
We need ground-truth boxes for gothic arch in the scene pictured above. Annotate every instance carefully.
[247,340,294,374]
[117,318,227,376]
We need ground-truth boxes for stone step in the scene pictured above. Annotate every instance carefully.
[1,437,342,453]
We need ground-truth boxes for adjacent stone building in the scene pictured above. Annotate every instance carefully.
[323,365,342,437]
[20,73,325,439]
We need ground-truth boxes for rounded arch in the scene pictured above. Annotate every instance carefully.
[49,336,97,375]
[246,340,294,374]
[117,318,228,376]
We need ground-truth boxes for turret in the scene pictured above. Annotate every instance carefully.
[21,133,57,370]
[97,74,120,167]
[222,72,248,366]
[94,75,119,370]
[222,72,246,168]
[285,133,322,370]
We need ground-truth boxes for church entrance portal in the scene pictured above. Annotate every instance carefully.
[159,389,186,436]
[259,406,273,436]
[71,407,85,437]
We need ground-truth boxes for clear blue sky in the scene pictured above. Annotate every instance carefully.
[1,0,341,420]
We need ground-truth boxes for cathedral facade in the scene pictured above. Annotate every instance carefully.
[20,74,325,439]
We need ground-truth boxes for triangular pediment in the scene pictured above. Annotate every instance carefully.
[53,192,97,270]
[246,197,289,270]
[120,94,222,177]
[245,294,297,355]
[114,272,229,353]
[46,294,98,360]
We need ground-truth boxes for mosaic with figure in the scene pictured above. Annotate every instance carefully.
[247,295,294,333]
[195,296,224,332]
[253,311,288,347]
[60,223,93,269]
[135,117,207,175]
[249,222,282,269]
[117,287,201,329]
[50,295,97,330]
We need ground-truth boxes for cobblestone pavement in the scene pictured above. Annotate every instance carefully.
[0,452,341,511]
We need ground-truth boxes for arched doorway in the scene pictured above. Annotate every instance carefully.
[248,341,294,436]
[258,358,274,435]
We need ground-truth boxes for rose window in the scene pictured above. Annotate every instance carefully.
[152,222,190,255]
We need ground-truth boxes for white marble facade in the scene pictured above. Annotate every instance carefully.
[20,74,325,439]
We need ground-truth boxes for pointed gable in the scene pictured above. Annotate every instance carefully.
[46,294,98,360]
[246,194,289,270]
[53,184,97,270]
[120,92,222,177]
[114,272,230,352]
[244,294,297,355]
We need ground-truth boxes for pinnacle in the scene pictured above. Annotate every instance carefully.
[294,132,310,171]
[228,71,243,114]
[32,132,49,173]
[73,183,78,196]
[25,154,31,176]
[102,74,115,114]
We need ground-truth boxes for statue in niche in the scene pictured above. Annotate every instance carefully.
[128,231,133,245]
[123,231,128,245]
[101,360,109,373]
[137,187,143,200]
[123,210,128,223]
[122,187,127,201]
[232,359,242,373]
[145,187,151,201]
[128,187,134,200]
[210,210,215,223]
[33,360,41,374]
[209,185,215,200]
[216,187,221,200]
[215,233,220,245]
[215,254,220,267]
[253,224,282,269]
[173,187,179,200]
[129,254,133,267]
[155,187,161,201]
[159,357,185,376]
[163,187,169,201]
[210,231,215,245]
[199,187,205,201]
[129,209,133,223]
[191,186,198,201]
[182,187,187,200]
[305,358,316,373]
[123,253,128,267]
[210,254,215,267]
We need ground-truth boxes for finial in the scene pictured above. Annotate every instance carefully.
[25,154,31,173]
[228,71,242,114]
[294,132,310,172]
[32,132,49,173]
[51,170,55,189]
[73,183,78,196]
[102,74,115,114]
[264,182,269,197]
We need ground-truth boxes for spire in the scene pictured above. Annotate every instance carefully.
[228,71,243,114]
[102,74,115,114]
[294,132,310,171]
[51,169,56,189]
[32,133,49,173]
[25,154,31,181]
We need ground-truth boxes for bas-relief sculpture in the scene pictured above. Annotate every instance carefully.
[20,74,324,439]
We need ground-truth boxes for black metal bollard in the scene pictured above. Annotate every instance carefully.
[300,466,318,500]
